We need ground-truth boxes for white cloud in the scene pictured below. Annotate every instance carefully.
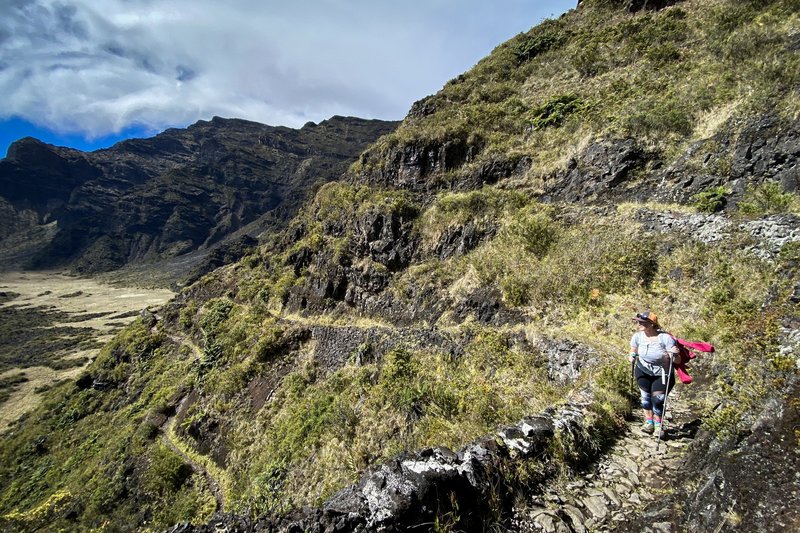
[0,0,575,138]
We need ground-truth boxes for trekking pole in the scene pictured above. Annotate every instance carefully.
[656,355,675,452]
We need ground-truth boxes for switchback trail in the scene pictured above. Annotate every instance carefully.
[160,332,225,512]
[161,396,226,513]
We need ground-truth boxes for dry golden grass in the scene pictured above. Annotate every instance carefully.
[616,201,697,216]
[0,271,174,429]
[780,88,800,122]
[0,271,173,331]
[0,366,84,429]
[692,100,742,141]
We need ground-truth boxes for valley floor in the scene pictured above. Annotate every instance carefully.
[0,271,173,430]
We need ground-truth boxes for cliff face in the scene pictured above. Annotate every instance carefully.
[1,0,799,531]
[0,116,398,274]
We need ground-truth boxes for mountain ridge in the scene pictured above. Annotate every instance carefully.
[0,115,398,278]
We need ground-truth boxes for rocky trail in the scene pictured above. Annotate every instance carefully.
[513,389,700,533]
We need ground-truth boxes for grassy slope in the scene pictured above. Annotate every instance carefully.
[356,0,800,184]
[1,0,799,530]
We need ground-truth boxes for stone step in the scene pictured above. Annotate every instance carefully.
[602,487,621,507]
[512,389,702,532]
[561,504,587,533]
[611,454,640,473]
[581,495,609,520]
[531,510,571,533]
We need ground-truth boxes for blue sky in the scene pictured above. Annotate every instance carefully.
[0,0,576,157]
[0,118,156,156]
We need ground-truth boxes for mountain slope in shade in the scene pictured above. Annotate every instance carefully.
[0,116,398,275]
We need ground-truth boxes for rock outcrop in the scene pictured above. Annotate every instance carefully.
[545,139,649,203]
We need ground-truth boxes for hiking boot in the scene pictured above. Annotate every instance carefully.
[641,421,655,434]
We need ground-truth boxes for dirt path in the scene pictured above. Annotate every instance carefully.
[511,389,698,532]
[167,332,203,360]
[161,396,226,513]
[157,333,224,510]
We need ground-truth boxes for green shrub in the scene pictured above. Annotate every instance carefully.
[778,241,800,264]
[501,275,533,306]
[200,299,234,335]
[645,42,682,64]
[571,42,607,77]
[271,269,299,306]
[529,95,586,129]
[692,186,728,213]
[738,180,795,216]
[514,20,567,62]
[625,96,693,137]
[377,349,422,413]
[702,307,783,437]
[143,444,193,496]
[179,302,198,330]
[437,188,527,219]
[249,462,289,515]
[254,326,286,362]
[200,340,223,370]
[499,208,560,258]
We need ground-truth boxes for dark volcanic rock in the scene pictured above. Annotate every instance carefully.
[0,116,398,273]
[537,337,600,384]
[282,201,420,318]
[435,220,496,259]
[352,208,418,272]
[453,286,504,325]
[353,136,534,194]
[363,137,474,190]
[545,139,648,203]
[731,114,800,192]
[652,114,800,205]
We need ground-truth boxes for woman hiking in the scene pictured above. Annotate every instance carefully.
[629,311,680,435]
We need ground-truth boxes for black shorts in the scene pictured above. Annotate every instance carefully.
[635,363,675,394]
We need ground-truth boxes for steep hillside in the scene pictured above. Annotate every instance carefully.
[1,0,799,531]
[0,116,398,277]
[354,0,799,203]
